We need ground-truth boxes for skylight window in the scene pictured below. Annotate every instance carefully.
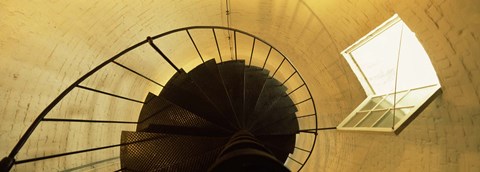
[338,14,441,134]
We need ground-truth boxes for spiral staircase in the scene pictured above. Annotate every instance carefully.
[1,26,320,171]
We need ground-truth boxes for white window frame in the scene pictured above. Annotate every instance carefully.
[337,14,441,134]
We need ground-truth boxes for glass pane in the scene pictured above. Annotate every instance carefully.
[378,91,408,109]
[395,25,440,91]
[396,86,436,107]
[344,112,369,127]
[373,108,411,128]
[351,22,403,95]
[361,96,385,111]
[350,20,439,95]
[357,110,388,127]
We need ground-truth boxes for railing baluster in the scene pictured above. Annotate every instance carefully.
[284,83,305,97]
[288,156,303,165]
[281,71,297,86]
[297,113,315,118]
[262,47,272,70]
[14,135,164,164]
[186,29,204,63]
[271,58,285,78]
[212,28,223,63]
[147,37,180,72]
[292,97,312,106]
[76,85,144,104]
[234,31,237,60]
[298,127,337,133]
[295,147,310,152]
[2,27,319,172]
[248,38,256,67]
[42,118,137,124]
[112,61,164,87]
[299,130,317,134]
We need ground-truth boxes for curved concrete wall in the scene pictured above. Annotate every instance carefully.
[1,0,479,171]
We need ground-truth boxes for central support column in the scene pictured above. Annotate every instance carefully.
[208,130,290,172]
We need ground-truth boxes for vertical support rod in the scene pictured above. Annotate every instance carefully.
[186,30,204,63]
[14,135,165,164]
[293,97,312,106]
[248,38,256,67]
[288,156,303,165]
[112,61,164,87]
[271,58,285,78]
[76,85,144,104]
[285,83,305,96]
[234,31,237,60]
[212,28,223,63]
[281,71,297,86]
[262,47,273,70]
[147,37,180,72]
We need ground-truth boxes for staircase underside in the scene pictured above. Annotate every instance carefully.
[120,59,299,171]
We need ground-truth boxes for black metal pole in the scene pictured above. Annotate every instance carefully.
[284,83,305,96]
[186,30,204,63]
[76,85,144,104]
[112,61,164,87]
[14,135,164,164]
[296,113,315,119]
[42,118,137,124]
[281,71,297,86]
[287,156,303,165]
[271,58,285,78]
[292,98,312,106]
[147,36,180,72]
[248,38,256,67]
[294,147,310,153]
[262,47,272,70]
[234,31,237,60]
[0,158,14,172]
[298,127,337,133]
[212,28,223,63]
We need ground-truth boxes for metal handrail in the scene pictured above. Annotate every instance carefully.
[1,26,319,172]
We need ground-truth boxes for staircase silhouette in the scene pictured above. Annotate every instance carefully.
[0,26,318,172]
[120,59,298,171]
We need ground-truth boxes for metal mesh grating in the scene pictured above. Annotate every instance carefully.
[120,131,228,171]
[137,96,228,133]
[154,147,223,172]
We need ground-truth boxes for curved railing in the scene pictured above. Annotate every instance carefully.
[0,26,319,171]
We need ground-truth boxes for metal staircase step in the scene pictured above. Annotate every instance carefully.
[154,147,223,172]
[142,124,231,137]
[188,59,239,129]
[120,131,228,172]
[243,66,269,130]
[254,115,299,135]
[217,60,246,128]
[159,70,234,130]
[136,95,230,133]
[137,92,168,124]
[256,135,296,162]
[250,95,298,132]
[247,78,287,129]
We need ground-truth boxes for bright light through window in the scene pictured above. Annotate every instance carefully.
[349,17,439,95]
[338,15,441,134]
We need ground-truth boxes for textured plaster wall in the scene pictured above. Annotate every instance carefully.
[0,0,479,171]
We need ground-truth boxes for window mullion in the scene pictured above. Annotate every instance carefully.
[370,108,391,127]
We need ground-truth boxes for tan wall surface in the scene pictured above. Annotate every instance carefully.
[1,0,479,171]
